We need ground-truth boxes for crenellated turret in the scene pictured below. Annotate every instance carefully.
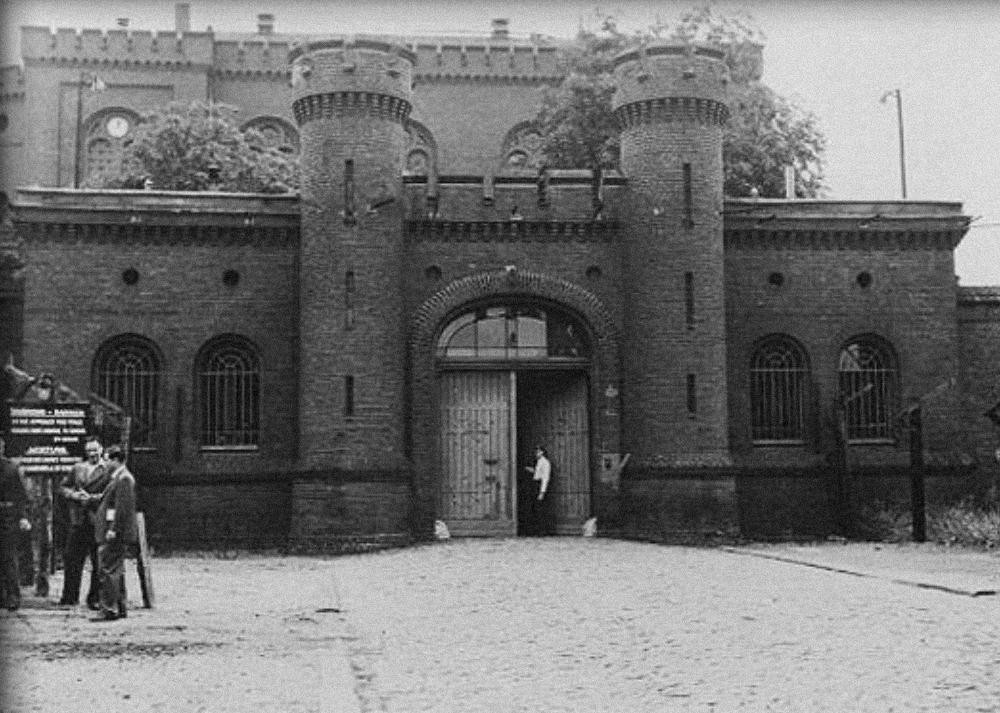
[613,43,731,467]
[291,39,415,471]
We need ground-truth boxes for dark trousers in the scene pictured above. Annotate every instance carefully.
[60,522,99,605]
[97,540,128,618]
[1,529,21,609]
[532,484,554,536]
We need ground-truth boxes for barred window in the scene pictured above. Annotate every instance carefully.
[838,336,897,441]
[93,334,161,448]
[196,335,260,448]
[750,336,809,443]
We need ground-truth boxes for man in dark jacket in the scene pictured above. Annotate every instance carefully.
[57,439,109,608]
[92,445,137,622]
[0,437,32,611]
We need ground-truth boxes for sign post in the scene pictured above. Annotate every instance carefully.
[5,402,92,592]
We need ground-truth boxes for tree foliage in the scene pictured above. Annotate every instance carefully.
[91,102,299,193]
[534,5,826,198]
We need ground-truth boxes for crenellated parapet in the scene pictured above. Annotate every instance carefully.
[213,39,294,79]
[407,40,561,83]
[19,26,214,67]
[0,66,26,102]
[289,39,414,127]
[612,44,729,127]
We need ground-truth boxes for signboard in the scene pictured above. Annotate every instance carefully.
[4,402,93,478]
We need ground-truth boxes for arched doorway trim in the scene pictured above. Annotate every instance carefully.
[409,268,622,536]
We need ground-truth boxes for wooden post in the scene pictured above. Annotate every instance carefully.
[135,511,155,608]
[834,405,852,537]
[908,406,927,542]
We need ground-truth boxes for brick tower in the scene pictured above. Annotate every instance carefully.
[613,44,731,467]
[290,40,414,471]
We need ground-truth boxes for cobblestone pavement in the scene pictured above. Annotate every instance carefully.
[331,539,1000,713]
[2,539,999,713]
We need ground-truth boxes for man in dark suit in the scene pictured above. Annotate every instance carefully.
[57,439,110,608]
[92,445,137,622]
[0,437,32,611]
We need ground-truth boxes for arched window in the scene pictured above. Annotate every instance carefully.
[437,305,590,361]
[93,334,161,448]
[196,335,261,448]
[499,121,544,171]
[405,119,437,176]
[406,149,430,175]
[750,335,809,443]
[241,116,299,155]
[838,336,897,441]
[81,108,140,182]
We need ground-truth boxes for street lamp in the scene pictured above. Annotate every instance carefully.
[880,88,907,199]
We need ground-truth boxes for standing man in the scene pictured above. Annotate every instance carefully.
[92,445,136,622]
[0,437,32,611]
[57,439,109,608]
[524,445,553,536]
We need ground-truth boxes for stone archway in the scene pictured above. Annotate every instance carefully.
[409,269,621,537]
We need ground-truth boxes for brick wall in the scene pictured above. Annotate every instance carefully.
[16,214,299,480]
[958,289,1000,463]
[725,235,963,469]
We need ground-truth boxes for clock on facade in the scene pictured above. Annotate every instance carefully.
[105,116,130,138]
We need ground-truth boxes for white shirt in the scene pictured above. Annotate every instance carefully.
[532,455,551,496]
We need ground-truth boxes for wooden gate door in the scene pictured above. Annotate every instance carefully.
[439,371,516,536]
[518,372,590,534]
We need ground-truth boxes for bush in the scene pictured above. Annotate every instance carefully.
[857,490,999,548]
[929,495,1000,549]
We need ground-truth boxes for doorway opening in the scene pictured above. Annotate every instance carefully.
[435,303,592,537]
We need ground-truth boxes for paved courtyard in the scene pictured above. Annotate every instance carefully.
[2,538,999,712]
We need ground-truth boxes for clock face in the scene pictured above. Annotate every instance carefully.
[106,116,130,138]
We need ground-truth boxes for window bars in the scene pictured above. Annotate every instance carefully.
[95,336,159,447]
[197,337,260,448]
[838,339,896,441]
[751,337,808,443]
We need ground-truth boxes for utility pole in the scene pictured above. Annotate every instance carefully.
[881,88,907,199]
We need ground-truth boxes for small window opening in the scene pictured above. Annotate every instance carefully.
[344,375,355,417]
[343,159,356,225]
[685,271,695,330]
[682,163,694,227]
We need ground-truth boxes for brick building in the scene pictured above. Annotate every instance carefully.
[1,13,997,549]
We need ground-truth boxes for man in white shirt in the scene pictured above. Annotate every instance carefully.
[525,446,552,535]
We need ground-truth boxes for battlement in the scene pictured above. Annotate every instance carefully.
[290,39,415,123]
[613,43,729,113]
[214,39,294,76]
[20,26,214,66]
[18,24,565,81]
[403,170,626,225]
[0,65,26,101]
[407,41,561,81]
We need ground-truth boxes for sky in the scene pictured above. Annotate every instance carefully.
[3,0,999,285]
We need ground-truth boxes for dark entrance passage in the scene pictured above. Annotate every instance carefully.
[517,371,590,535]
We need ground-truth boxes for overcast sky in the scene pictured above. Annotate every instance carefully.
[3,0,999,285]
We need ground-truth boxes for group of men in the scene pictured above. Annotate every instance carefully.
[0,437,137,622]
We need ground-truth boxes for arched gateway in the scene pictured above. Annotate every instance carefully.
[410,270,621,537]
